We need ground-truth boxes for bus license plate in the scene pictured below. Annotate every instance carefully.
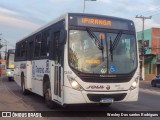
[100,98,114,103]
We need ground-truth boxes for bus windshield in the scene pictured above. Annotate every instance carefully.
[69,29,137,74]
[7,53,14,69]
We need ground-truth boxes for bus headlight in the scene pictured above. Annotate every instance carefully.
[129,77,139,90]
[6,71,11,75]
[67,75,84,91]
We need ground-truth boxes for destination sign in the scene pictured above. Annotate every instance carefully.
[81,17,112,26]
[68,14,134,31]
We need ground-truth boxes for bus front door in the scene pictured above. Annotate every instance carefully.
[52,31,64,105]
[53,63,63,104]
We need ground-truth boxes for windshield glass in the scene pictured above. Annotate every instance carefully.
[7,54,14,69]
[69,30,137,74]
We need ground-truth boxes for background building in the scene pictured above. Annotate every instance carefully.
[137,28,160,80]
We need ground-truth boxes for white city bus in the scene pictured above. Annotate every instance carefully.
[6,49,15,81]
[14,13,139,108]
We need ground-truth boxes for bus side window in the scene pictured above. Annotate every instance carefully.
[28,40,34,60]
[34,34,41,58]
[41,30,50,57]
[21,41,27,58]
[15,43,21,59]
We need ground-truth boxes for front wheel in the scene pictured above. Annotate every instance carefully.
[8,77,11,81]
[44,82,57,109]
[8,77,14,82]
[151,81,156,87]
[21,76,29,95]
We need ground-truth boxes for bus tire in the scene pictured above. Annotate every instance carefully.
[8,77,11,81]
[44,81,57,109]
[8,77,13,82]
[151,81,156,87]
[99,103,112,107]
[21,75,29,95]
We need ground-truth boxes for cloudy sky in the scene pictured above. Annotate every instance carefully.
[0,0,160,49]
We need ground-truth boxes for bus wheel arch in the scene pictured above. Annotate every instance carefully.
[43,75,50,96]
[21,72,29,95]
[43,75,56,109]
[21,72,24,88]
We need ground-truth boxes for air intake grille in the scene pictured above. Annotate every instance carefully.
[87,93,127,102]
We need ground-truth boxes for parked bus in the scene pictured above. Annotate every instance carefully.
[6,49,15,81]
[14,13,139,108]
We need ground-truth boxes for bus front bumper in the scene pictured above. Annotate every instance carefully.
[63,86,139,104]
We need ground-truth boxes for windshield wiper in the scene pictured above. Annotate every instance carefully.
[86,28,103,50]
[110,31,122,61]
[86,28,105,61]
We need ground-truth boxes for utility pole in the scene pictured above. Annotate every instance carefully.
[0,34,2,65]
[0,33,2,48]
[0,34,8,63]
[135,15,152,80]
[83,0,96,13]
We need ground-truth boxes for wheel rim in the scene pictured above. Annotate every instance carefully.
[21,81,25,92]
[45,90,49,102]
[154,82,156,86]
[22,82,25,92]
[45,89,51,102]
[21,76,25,92]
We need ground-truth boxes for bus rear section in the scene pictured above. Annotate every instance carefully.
[6,49,15,81]
[14,13,139,108]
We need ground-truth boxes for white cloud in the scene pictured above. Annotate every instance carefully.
[0,0,160,44]
[0,7,42,47]
[0,7,41,30]
[145,19,160,29]
[0,7,20,15]
[98,0,111,3]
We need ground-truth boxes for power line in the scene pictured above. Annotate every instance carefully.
[137,7,160,15]
[131,9,160,32]
[150,12,160,16]
[0,36,15,48]
[132,6,160,20]
[135,7,160,18]
[6,43,15,48]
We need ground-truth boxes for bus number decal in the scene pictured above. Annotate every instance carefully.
[64,71,72,74]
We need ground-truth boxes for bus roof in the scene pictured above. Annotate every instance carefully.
[17,13,134,43]
[17,13,67,43]
[68,13,133,22]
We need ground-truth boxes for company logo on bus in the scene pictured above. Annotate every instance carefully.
[86,85,111,90]
[86,85,104,89]
[106,85,110,90]
[20,63,26,69]
[81,17,112,26]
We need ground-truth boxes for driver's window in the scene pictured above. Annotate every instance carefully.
[122,38,130,58]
